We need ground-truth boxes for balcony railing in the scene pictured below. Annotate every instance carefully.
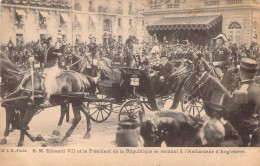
[115,8,123,14]
[15,23,24,29]
[150,5,161,9]
[128,10,135,15]
[89,7,95,12]
[74,3,82,11]
[167,3,179,8]
[98,6,109,13]
[205,1,219,5]
[39,24,47,29]
[103,26,111,32]
[226,0,242,4]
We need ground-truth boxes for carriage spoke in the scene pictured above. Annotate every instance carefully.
[90,110,99,116]
[96,110,100,121]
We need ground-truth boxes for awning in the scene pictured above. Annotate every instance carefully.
[39,11,49,18]
[147,15,222,31]
[60,13,69,22]
[75,14,85,24]
[15,9,26,16]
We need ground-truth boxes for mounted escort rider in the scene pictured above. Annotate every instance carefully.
[41,34,62,107]
[212,34,231,76]
[229,58,260,146]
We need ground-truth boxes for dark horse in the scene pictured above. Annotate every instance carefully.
[0,53,96,146]
[141,72,232,147]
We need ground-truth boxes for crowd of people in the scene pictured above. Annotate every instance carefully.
[1,32,260,147]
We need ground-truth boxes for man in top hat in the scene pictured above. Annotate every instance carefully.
[212,33,231,74]
[229,58,260,146]
[202,91,242,147]
[41,34,62,107]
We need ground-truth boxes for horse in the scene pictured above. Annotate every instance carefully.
[0,55,96,146]
[140,111,203,147]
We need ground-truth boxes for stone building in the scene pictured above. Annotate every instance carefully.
[143,0,260,46]
[0,0,145,45]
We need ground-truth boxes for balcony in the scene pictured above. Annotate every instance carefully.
[115,8,123,14]
[98,6,110,13]
[39,24,47,29]
[226,0,242,4]
[167,3,179,8]
[103,26,111,32]
[150,5,161,10]
[74,3,82,11]
[128,10,135,15]
[15,23,24,29]
[89,6,95,12]
[205,1,219,5]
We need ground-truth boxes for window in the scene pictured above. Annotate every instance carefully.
[76,35,81,44]
[129,19,132,26]
[118,36,122,43]
[142,19,144,26]
[104,19,111,31]
[89,0,93,7]
[118,18,121,27]
[118,1,122,9]
[129,2,132,11]
[228,21,241,46]
[16,34,23,45]
[39,11,49,29]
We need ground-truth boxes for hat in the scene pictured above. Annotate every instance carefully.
[57,34,62,39]
[42,34,52,44]
[89,34,96,39]
[213,33,230,42]
[203,91,227,118]
[240,58,259,74]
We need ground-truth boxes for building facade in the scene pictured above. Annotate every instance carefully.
[143,0,260,46]
[1,0,145,45]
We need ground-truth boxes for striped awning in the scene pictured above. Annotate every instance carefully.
[147,15,222,31]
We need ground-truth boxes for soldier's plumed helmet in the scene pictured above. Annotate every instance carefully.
[213,33,230,42]
[42,34,52,44]
[240,58,259,74]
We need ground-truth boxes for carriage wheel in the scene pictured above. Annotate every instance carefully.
[87,95,112,123]
[118,99,145,124]
[180,90,204,118]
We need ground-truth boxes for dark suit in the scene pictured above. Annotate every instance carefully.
[151,61,175,94]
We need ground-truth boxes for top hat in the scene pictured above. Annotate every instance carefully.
[203,91,227,118]
[240,58,259,74]
[213,33,230,42]
[42,34,52,44]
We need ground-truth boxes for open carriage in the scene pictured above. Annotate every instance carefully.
[88,59,195,123]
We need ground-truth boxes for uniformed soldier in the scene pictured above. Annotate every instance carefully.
[41,34,62,107]
[229,58,260,146]
[212,34,231,74]
[87,35,99,76]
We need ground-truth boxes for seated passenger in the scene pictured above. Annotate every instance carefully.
[149,56,175,95]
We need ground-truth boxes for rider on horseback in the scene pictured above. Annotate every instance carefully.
[212,34,231,75]
[41,34,62,107]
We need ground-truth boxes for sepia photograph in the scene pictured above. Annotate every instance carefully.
[0,0,260,165]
